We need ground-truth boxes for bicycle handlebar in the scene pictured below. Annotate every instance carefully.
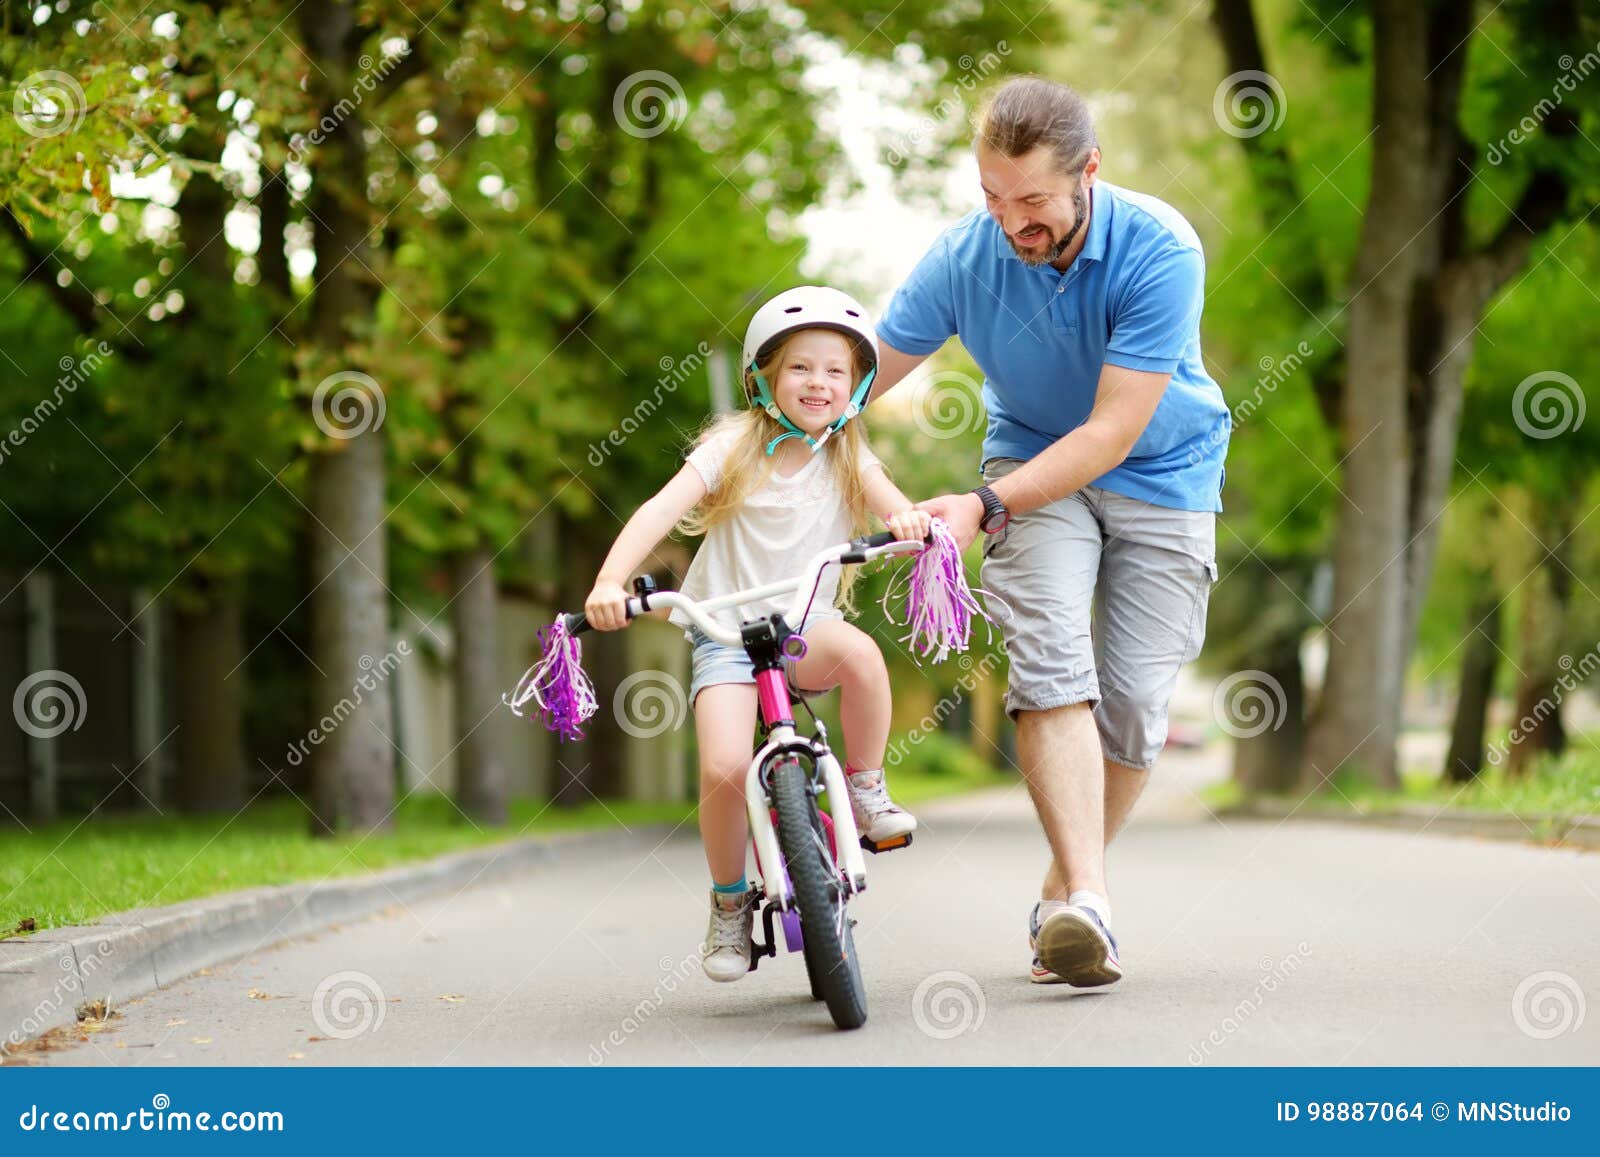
[560,530,928,644]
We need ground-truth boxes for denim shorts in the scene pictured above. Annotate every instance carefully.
[979,457,1217,769]
[686,626,826,707]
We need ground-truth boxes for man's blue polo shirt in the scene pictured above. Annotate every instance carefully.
[878,180,1229,512]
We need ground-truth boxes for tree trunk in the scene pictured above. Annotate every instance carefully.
[174,597,247,812]
[1230,634,1306,794]
[453,546,508,824]
[1506,501,1575,777]
[1395,0,1575,696]
[300,1,394,834]
[258,168,292,301]
[1301,0,1430,792]
[307,432,395,831]
[1442,580,1500,784]
[171,80,250,813]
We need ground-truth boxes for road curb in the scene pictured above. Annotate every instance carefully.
[1220,798,1599,850]
[0,823,673,1054]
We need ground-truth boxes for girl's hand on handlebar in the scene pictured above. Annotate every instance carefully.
[886,509,933,543]
[584,578,631,631]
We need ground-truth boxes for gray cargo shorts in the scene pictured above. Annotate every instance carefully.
[979,457,1217,769]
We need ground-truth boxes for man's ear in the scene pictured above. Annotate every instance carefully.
[1083,148,1102,185]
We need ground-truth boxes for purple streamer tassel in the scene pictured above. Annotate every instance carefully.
[503,617,598,741]
[883,517,997,664]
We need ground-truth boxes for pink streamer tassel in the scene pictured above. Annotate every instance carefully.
[883,517,997,664]
[503,617,598,741]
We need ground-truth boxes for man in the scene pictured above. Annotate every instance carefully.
[869,77,1229,987]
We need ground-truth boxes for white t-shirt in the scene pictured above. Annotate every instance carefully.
[670,425,881,636]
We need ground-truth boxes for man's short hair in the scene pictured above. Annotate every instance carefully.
[976,77,1098,175]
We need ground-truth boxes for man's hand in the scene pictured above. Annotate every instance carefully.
[915,491,986,553]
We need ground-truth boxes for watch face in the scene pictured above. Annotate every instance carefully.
[981,508,1007,533]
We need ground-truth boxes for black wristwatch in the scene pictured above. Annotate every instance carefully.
[971,485,1010,534]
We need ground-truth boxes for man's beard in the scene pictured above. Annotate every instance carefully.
[1011,182,1090,267]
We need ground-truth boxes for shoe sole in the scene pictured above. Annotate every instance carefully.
[1035,911,1122,988]
[858,815,917,842]
[1030,965,1069,985]
[702,961,749,983]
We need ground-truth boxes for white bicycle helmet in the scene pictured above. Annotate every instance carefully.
[740,286,880,454]
[741,285,880,371]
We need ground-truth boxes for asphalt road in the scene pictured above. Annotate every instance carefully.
[32,749,1600,1066]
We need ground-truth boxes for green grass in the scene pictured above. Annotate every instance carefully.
[2,744,1010,935]
[1203,740,1600,824]
[1,795,695,935]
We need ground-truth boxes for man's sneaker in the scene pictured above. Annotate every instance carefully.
[701,888,756,982]
[1029,955,1070,984]
[845,768,917,843]
[1029,900,1122,988]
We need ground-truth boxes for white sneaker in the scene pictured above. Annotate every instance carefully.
[845,768,917,843]
[701,889,755,982]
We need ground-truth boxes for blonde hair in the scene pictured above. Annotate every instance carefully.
[677,330,878,610]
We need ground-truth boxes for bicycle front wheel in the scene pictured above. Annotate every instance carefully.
[770,755,866,1030]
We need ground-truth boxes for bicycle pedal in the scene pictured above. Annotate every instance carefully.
[859,832,913,854]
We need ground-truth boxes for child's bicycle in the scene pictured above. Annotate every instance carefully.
[555,530,928,1030]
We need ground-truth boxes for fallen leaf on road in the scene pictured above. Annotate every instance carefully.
[114,1041,126,1049]
[246,988,287,1001]
[438,994,467,1003]
[166,1019,187,1027]
[190,1037,212,1045]
[287,1052,305,1060]
[77,999,116,1023]
[307,1035,328,1043]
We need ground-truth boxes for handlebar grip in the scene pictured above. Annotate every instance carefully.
[859,530,898,548]
[561,600,641,636]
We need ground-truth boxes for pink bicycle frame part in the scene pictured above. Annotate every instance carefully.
[754,667,792,728]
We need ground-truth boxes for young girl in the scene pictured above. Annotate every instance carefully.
[584,285,930,983]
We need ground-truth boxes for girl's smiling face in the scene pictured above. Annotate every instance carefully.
[770,329,857,435]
